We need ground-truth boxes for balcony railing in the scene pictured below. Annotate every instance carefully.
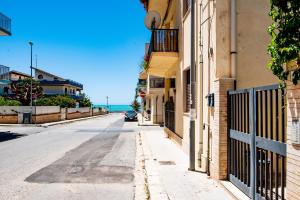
[39,79,83,89]
[150,78,164,88]
[148,29,179,56]
[0,13,11,35]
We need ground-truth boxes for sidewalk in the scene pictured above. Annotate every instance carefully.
[138,127,236,200]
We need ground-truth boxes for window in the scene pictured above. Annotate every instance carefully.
[183,0,191,16]
[38,74,43,80]
[185,69,191,112]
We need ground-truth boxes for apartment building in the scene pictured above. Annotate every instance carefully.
[34,68,83,99]
[0,12,11,36]
[138,0,300,199]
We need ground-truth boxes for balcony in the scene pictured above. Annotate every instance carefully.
[0,13,11,36]
[147,29,179,77]
[39,79,83,89]
[147,78,165,94]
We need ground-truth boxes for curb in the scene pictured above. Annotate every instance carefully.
[41,114,110,127]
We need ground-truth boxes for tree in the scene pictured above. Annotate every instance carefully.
[10,78,43,106]
[268,0,300,86]
[131,99,141,112]
[79,93,92,107]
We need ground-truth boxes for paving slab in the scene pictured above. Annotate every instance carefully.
[140,127,237,200]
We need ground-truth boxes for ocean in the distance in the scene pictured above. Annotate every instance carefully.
[93,105,132,112]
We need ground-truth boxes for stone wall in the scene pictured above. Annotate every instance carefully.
[0,106,106,124]
[66,108,92,120]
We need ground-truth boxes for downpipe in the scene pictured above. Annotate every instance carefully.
[189,0,196,171]
[231,0,237,88]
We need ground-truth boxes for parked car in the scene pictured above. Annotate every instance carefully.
[124,110,138,121]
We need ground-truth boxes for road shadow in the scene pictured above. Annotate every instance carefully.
[0,132,27,142]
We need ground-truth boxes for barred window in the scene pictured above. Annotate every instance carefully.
[183,0,191,16]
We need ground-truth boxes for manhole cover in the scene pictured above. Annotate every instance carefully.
[158,161,176,165]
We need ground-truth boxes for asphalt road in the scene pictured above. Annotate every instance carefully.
[0,114,138,200]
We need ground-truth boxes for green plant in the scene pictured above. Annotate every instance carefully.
[131,99,141,112]
[0,97,21,106]
[79,94,92,107]
[10,78,43,105]
[35,95,76,108]
[268,0,300,86]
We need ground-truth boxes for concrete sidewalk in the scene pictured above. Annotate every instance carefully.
[139,127,236,200]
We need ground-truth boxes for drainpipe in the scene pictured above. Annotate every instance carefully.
[189,0,196,171]
[231,0,237,88]
[206,0,213,177]
[198,1,205,172]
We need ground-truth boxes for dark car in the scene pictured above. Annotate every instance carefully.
[124,110,138,121]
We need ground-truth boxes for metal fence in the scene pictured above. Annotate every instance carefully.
[148,29,179,56]
[228,84,286,200]
[165,100,175,133]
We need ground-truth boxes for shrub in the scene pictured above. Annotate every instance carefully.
[35,95,76,108]
[0,97,21,106]
[79,94,92,107]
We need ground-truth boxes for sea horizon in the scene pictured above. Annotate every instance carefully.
[93,104,132,112]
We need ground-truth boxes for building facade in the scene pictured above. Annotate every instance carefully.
[138,0,299,199]
[0,12,11,36]
[34,68,83,99]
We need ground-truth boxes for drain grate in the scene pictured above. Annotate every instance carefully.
[158,161,176,165]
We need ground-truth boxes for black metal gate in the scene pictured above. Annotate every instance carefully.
[165,99,175,132]
[228,85,286,200]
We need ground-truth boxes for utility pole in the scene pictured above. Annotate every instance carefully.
[29,41,33,107]
[189,0,196,171]
[35,54,38,68]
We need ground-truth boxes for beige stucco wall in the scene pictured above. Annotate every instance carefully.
[173,0,279,174]
[235,0,278,89]
[10,73,30,81]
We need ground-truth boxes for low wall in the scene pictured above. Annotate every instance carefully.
[0,106,61,124]
[0,106,106,124]
[66,107,92,120]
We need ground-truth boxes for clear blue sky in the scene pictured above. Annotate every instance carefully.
[0,0,149,105]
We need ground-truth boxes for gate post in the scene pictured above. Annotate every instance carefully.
[286,83,300,199]
[249,89,256,199]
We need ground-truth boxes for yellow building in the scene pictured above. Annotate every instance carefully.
[138,0,297,199]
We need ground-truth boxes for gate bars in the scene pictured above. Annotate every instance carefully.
[228,85,286,200]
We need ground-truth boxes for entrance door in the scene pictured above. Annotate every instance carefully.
[228,85,286,200]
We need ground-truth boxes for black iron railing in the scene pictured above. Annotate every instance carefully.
[39,80,83,89]
[148,29,179,57]
[0,13,11,35]
[165,100,175,133]
[150,78,164,88]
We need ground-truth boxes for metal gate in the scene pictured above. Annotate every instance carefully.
[228,85,286,200]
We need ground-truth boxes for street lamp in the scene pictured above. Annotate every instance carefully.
[29,41,33,107]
